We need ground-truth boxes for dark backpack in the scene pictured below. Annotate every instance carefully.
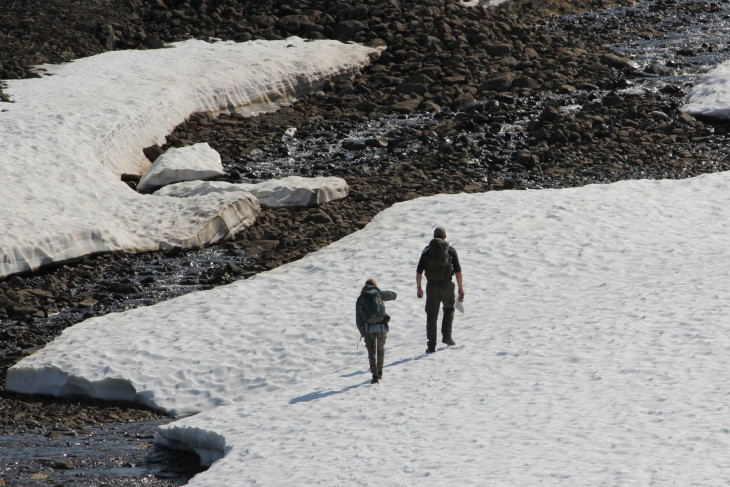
[361,287,386,324]
[424,238,453,282]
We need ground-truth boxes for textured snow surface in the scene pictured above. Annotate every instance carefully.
[9,171,730,485]
[682,59,730,119]
[0,37,378,277]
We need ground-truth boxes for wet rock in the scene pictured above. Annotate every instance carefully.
[341,139,367,151]
[305,211,333,224]
[540,106,561,122]
[600,53,636,71]
[9,306,39,319]
[391,99,421,114]
[485,43,512,56]
[480,74,514,92]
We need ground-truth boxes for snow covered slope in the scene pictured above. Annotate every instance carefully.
[9,170,730,485]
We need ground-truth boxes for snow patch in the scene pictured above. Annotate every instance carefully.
[682,58,730,120]
[0,38,378,277]
[9,171,730,484]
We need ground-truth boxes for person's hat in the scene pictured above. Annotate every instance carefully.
[434,227,446,238]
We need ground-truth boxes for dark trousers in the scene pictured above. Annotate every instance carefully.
[425,280,455,347]
[364,332,387,378]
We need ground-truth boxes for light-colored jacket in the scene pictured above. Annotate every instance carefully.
[356,285,397,335]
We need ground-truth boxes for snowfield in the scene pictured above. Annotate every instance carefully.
[0,37,378,278]
[9,172,730,485]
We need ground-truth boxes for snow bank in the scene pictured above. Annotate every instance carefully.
[9,170,730,485]
[155,176,349,207]
[0,38,379,277]
[682,59,730,120]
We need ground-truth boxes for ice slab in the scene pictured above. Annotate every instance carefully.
[156,176,349,207]
[239,176,349,207]
[137,143,224,193]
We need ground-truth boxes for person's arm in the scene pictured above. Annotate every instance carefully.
[416,246,428,298]
[455,271,464,301]
[380,290,397,301]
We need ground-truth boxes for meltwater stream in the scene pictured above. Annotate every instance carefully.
[0,419,203,486]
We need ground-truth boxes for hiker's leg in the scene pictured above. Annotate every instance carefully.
[364,333,378,375]
[376,332,387,377]
[441,281,456,341]
[425,283,441,350]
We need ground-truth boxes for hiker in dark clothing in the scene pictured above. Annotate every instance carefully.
[356,278,397,384]
[416,227,464,354]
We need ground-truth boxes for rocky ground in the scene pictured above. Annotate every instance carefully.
[2,0,730,480]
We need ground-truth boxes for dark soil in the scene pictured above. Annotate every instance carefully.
[2,0,730,483]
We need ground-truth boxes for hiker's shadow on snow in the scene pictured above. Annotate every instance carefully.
[289,356,422,404]
[289,382,369,404]
[339,356,419,379]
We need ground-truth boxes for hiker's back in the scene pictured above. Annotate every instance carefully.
[424,238,453,282]
[361,286,386,324]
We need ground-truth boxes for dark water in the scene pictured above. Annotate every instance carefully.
[232,0,730,191]
[230,112,433,182]
[29,246,251,332]
[566,0,730,83]
[0,419,203,486]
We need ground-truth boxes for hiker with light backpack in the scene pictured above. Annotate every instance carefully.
[416,227,464,354]
[356,278,397,384]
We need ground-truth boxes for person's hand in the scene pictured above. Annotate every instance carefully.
[458,289,465,302]
[417,287,423,298]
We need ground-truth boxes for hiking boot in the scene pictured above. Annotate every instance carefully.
[371,376,379,384]
[377,370,383,379]
[426,346,436,354]
[442,338,456,346]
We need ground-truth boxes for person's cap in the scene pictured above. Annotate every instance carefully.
[434,227,446,238]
